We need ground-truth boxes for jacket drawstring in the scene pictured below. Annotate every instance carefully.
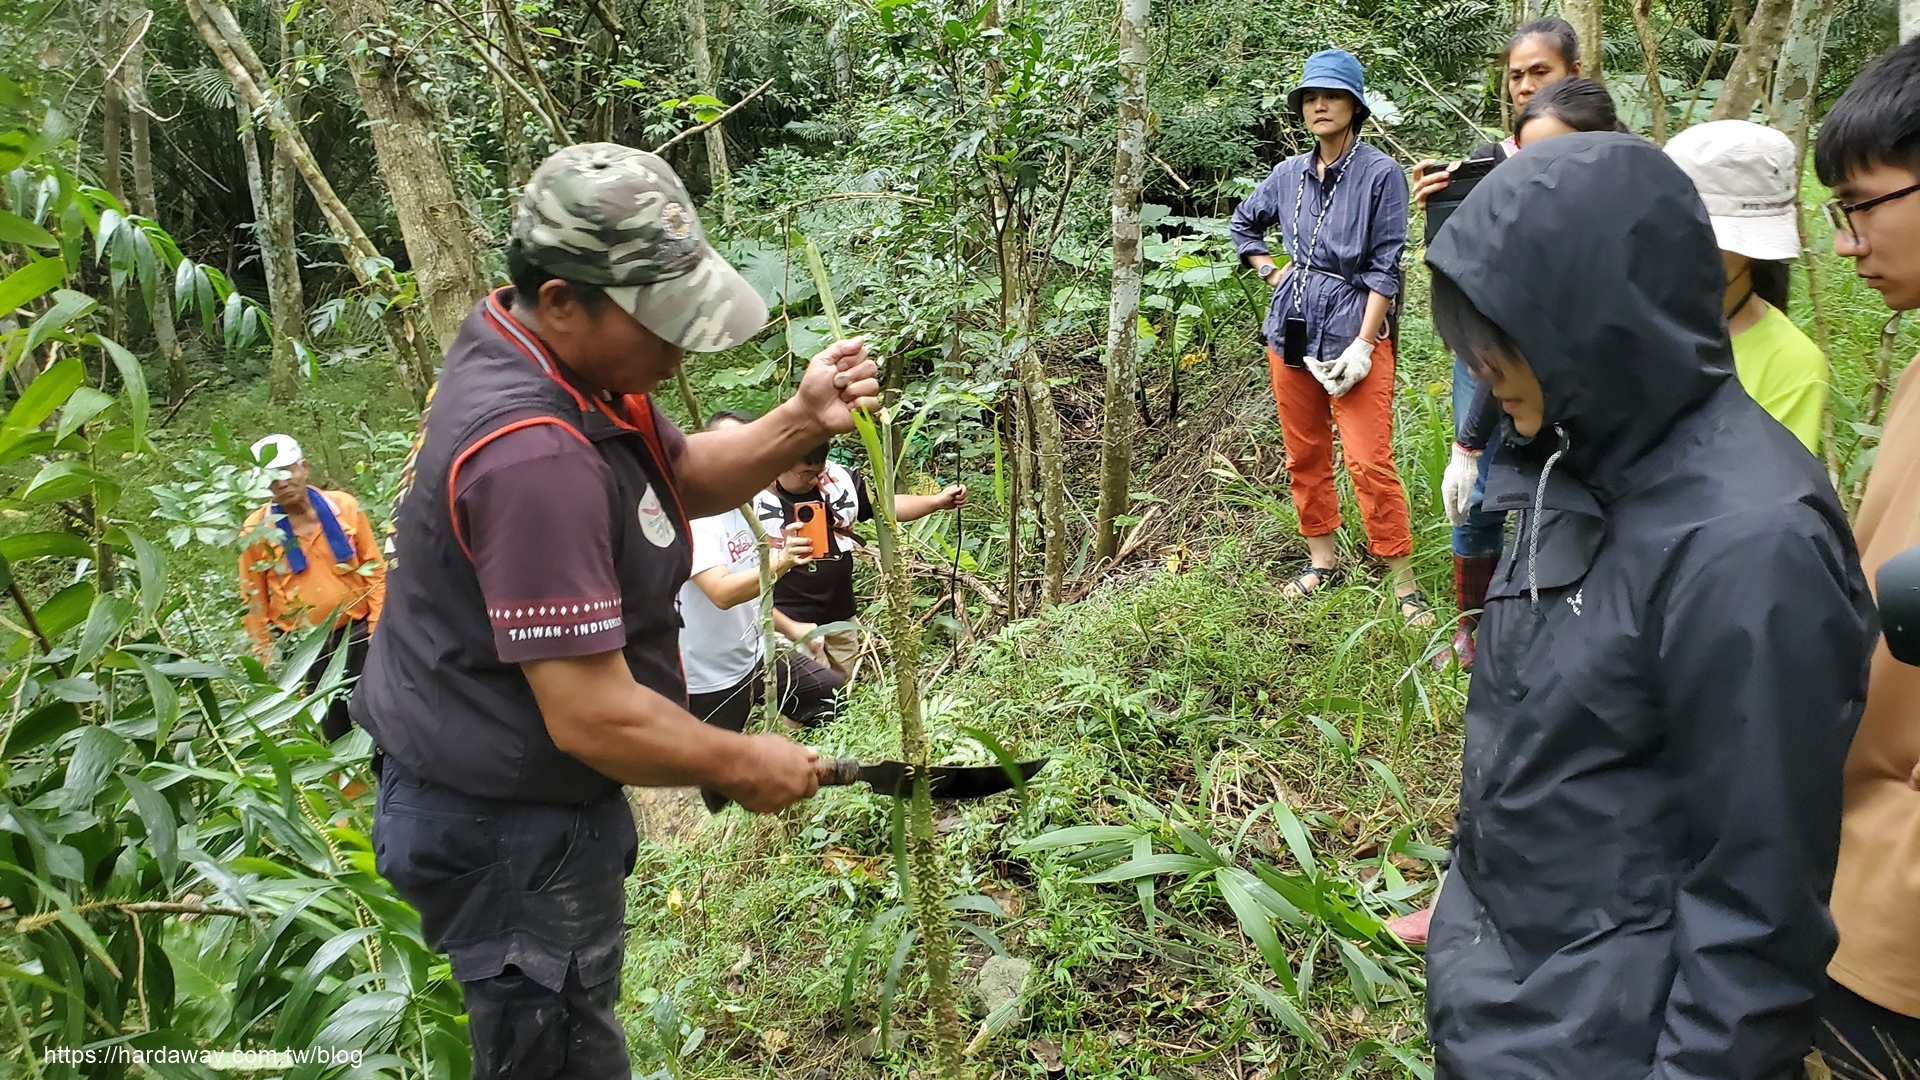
[1528,425,1570,609]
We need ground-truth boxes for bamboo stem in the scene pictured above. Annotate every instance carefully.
[804,241,968,1080]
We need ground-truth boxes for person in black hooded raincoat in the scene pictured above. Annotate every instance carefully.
[1421,131,1876,1079]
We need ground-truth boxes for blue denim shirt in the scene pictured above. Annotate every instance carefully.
[1230,141,1408,360]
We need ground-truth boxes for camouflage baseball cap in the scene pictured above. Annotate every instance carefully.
[511,143,768,352]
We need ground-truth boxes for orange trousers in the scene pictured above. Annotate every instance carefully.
[1266,338,1413,558]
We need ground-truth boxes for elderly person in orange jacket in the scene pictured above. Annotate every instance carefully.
[239,433,386,741]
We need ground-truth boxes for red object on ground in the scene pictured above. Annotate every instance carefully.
[1387,905,1433,946]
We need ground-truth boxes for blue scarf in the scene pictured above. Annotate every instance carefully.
[272,487,355,574]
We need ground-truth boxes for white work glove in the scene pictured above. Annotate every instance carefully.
[1318,336,1376,398]
[1301,357,1335,395]
[1441,443,1481,525]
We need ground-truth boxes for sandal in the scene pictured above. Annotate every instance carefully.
[1398,589,1436,629]
[1285,562,1339,598]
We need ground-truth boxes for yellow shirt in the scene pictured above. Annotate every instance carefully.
[239,489,386,658]
[1731,303,1828,455]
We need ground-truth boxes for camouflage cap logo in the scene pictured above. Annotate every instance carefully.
[661,202,693,242]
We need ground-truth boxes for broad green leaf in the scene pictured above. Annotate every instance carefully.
[21,289,94,362]
[273,925,378,1047]
[1270,798,1319,876]
[58,726,127,811]
[1172,821,1227,866]
[0,208,56,248]
[125,527,166,623]
[74,594,135,667]
[35,580,95,638]
[1075,853,1211,883]
[0,530,91,562]
[96,335,149,443]
[93,208,123,263]
[2,700,80,756]
[54,385,112,441]
[0,256,64,314]
[18,459,119,505]
[121,772,179,881]
[1239,977,1325,1051]
[2,356,83,436]
[1219,867,1296,994]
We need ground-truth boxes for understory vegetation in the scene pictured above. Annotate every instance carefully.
[0,0,1913,1074]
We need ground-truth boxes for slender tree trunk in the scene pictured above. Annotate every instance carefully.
[1629,0,1669,142]
[124,19,185,400]
[1003,392,1023,621]
[1771,0,1832,166]
[686,0,733,225]
[238,106,301,401]
[1096,0,1150,564]
[328,0,487,356]
[1011,283,1066,609]
[186,0,438,400]
[1713,0,1794,120]
[265,13,309,401]
[1560,0,1603,81]
[101,14,128,347]
[1903,0,1920,43]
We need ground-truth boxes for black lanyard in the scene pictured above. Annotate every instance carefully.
[1286,139,1360,317]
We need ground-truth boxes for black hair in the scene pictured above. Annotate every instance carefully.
[705,409,758,428]
[1751,260,1792,313]
[1430,269,1524,380]
[1514,77,1619,138]
[1815,38,1920,187]
[1504,16,1580,68]
[799,442,831,465]
[505,240,610,314]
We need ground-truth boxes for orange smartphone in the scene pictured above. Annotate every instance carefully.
[792,501,830,557]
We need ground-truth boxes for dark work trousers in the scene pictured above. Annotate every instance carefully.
[372,756,636,1079]
[686,652,845,734]
[1816,979,1920,1078]
[302,619,370,742]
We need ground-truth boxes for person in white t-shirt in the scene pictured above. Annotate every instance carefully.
[680,412,846,734]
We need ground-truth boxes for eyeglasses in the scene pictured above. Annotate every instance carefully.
[1824,181,1920,240]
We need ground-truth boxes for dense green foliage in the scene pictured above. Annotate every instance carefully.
[0,0,1911,1075]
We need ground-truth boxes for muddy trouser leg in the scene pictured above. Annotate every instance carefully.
[774,650,846,727]
[462,955,628,1080]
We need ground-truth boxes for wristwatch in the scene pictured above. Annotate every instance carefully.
[1255,263,1280,284]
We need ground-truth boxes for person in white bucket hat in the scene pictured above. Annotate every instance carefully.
[1667,119,1829,454]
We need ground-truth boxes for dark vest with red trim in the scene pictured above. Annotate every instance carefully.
[351,289,692,803]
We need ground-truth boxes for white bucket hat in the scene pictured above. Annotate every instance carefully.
[1664,120,1802,262]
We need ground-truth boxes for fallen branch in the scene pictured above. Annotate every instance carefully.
[160,378,209,426]
[653,76,775,154]
[13,899,253,933]
[419,0,569,140]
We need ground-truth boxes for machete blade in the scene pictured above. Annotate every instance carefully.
[857,757,1049,799]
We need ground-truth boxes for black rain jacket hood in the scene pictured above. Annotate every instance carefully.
[1422,133,1875,1080]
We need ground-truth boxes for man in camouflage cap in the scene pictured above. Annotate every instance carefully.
[352,143,879,1079]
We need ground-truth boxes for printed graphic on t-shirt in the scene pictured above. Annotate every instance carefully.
[488,596,624,645]
[638,484,675,547]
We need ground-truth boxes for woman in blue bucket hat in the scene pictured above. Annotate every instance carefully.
[1230,49,1426,624]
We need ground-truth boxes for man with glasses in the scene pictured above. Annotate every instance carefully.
[1812,38,1920,1076]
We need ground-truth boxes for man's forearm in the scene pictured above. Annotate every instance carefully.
[542,668,749,788]
[678,401,828,516]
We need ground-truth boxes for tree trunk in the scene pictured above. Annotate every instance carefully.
[238,106,301,402]
[328,0,487,358]
[1560,0,1603,81]
[486,2,534,216]
[1095,0,1150,564]
[1629,0,1669,142]
[1713,0,1794,120]
[123,13,185,401]
[185,0,438,400]
[1011,288,1067,609]
[686,0,733,225]
[101,14,128,347]
[265,13,309,402]
[1771,0,1832,165]
[1904,0,1920,43]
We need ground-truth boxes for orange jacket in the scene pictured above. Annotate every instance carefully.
[239,489,386,658]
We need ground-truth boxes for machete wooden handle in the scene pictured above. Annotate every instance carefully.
[816,755,863,787]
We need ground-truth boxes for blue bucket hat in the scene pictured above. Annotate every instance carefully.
[1287,49,1370,124]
